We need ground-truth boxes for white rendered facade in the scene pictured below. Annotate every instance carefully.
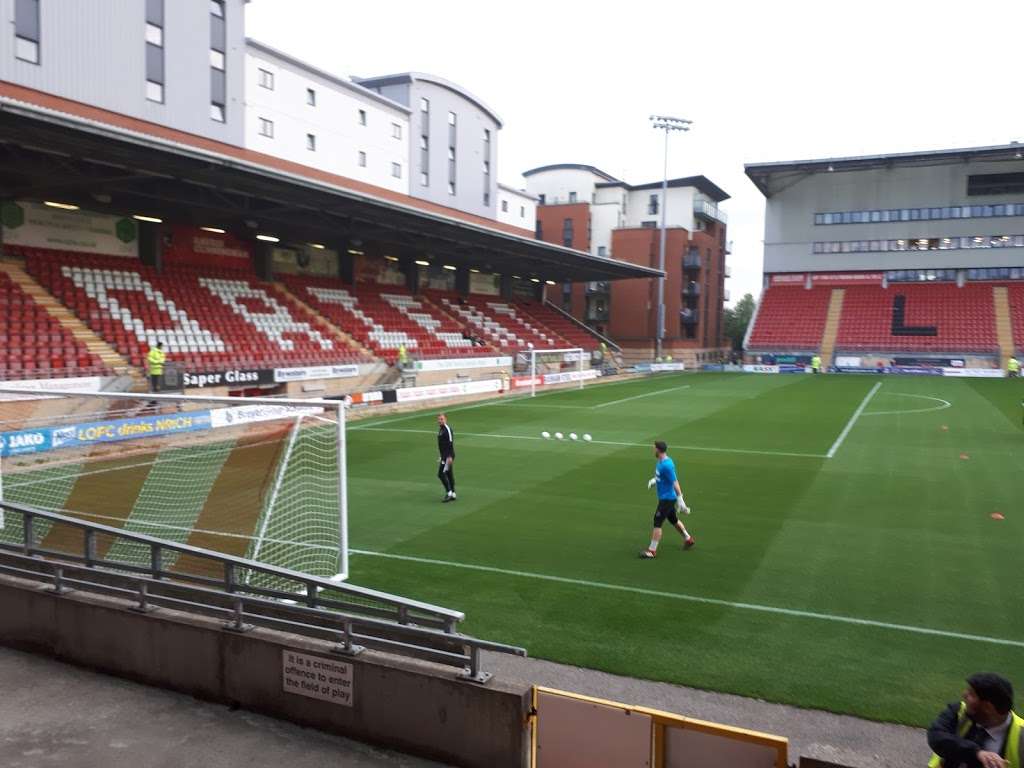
[244,41,410,195]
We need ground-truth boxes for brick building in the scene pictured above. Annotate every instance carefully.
[524,164,730,362]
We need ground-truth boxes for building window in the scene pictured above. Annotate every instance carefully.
[306,88,316,106]
[448,182,456,195]
[145,23,163,46]
[501,200,509,213]
[258,69,274,90]
[420,172,429,186]
[538,194,546,205]
[144,0,164,103]
[648,194,659,215]
[520,206,525,218]
[448,111,457,126]
[420,97,429,113]
[358,109,367,126]
[14,0,40,64]
[392,123,402,139]
[569,191,578,203]
[306,133,316,151]
[258,118,274,138]
[392,163,402,179]
[358,151,367,167]
[484,192,490,206]
[484,128,491,143]
[536,220,543,239]
[483,160,490,174]
[562,217,574,248]
[598,245,608,257]
[209,1,226,122]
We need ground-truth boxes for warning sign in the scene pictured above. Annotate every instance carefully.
[281,650,354,707]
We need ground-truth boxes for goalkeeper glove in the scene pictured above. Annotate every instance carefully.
[647,477,657,489]
[675,497,690,515]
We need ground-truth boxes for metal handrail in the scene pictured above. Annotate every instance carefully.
[0,499,457,626]
[0,500,525,681]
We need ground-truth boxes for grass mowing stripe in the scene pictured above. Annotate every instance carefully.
[358,426,827,458]
[826,381,882,458]
[351,548,1024,650]
[593,384,691,409]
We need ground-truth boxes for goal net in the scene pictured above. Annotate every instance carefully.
[0,389,348,585]
[528,347,587,397]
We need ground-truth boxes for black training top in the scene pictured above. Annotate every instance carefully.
[438,423,455,459]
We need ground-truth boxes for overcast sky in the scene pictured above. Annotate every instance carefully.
[247,0,1024,306]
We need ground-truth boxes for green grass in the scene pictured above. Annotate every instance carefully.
[344,372,1024,726]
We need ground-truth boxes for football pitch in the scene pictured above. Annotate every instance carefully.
[346,372,1024,726]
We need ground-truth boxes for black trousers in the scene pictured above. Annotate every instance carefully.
[438,458,455,493]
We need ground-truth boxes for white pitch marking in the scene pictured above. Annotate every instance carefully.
[863,392,952,417]
[356,427,826,459]
[351,549,1024,650]
[826,382,882,459]
[593,384,691,409]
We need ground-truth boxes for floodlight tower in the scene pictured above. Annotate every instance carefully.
[649,114,692,360]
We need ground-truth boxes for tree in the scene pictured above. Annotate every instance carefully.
[723,293,756,351]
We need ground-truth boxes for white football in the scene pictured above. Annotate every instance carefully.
[555,432,564,440]
[541,431,551,439]
[583,433,592,442]
[569,433,578,441]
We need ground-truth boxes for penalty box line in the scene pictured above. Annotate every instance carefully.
[356,427,827,459]
[351,549,1024,651]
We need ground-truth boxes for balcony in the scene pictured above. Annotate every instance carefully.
[723,289,731,302]
[680,310,698,326]
[683,283,701,297]
[586,281,610,294]
[724,265,732,278]
[683,249,702,270]
[693,199,727,224]
[726,240,733,254]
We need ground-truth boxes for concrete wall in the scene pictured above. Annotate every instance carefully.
[0,572,530,767]
[764,158,1024,274]
[0,0,246,145]
[245,44,410,194]
[622,186,697,231]
[524,168,603,206]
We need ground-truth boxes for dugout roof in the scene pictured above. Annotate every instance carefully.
[0,85,662,284]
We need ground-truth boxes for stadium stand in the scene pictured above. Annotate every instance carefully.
[0,268,108,379]
[1008,284,1024,353]
[514,299,603,350]
[748,282,1005,355]
[746,285,832,350]
[836,283,997,353]
[17,248,363,371]
[282,277,494,364]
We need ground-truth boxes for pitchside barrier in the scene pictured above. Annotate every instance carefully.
[531,686,788,768]
[0,388,349,585]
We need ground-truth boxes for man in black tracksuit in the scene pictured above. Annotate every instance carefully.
[437,413,456,503]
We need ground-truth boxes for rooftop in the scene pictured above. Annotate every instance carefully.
[354,72,503,128]
[745,142,1024,197]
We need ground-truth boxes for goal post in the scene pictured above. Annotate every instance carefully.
[528,347,586,397]
[0,388,349,583]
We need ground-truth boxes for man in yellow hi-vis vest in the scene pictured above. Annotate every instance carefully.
[811,354,822,374]
[928,673,1022,768]
[146,342,166,393]
[1009,357,1020,378]
[397,344,408,368]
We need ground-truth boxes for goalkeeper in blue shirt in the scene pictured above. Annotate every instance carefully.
[640,440,695,559]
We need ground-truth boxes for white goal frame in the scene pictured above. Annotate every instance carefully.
[528,347,586,397]
[0,388,350,580]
